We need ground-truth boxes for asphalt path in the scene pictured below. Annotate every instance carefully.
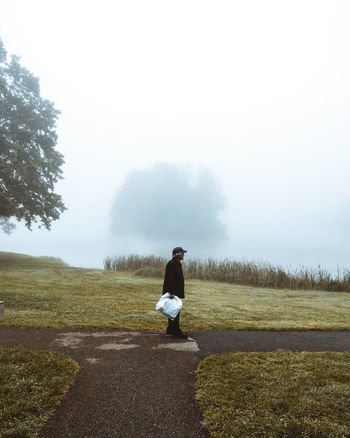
[1,327,350,437]
[0,327,209,438]
[191,329,350,358]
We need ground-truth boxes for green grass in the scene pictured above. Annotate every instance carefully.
[195,352,350,438]
[1,251,350,331]
[0,348,79,438]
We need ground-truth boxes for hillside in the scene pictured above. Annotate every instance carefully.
[0,252,68,270]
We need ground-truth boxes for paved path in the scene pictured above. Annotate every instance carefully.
[1,327,350,437]
[192,330,350,357]
[0,327,209,438]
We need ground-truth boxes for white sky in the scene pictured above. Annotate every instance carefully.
[1,0,350,270]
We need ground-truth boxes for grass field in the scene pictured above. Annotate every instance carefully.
[2,252,350,437]
[1,252,350,331]
[0,348,79,438]
[195,352,350,438]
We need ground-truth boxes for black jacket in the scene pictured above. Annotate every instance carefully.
[162,258,185,298]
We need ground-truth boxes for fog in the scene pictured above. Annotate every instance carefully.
[110,163,227,256]
[1,1,350,271]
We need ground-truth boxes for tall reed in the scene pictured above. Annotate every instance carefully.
[104,255,350,292]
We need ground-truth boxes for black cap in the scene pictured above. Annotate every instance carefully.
[172,247,188,255]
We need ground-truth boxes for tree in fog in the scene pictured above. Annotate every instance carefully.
[0,37,65,234]
[110,163,227,247]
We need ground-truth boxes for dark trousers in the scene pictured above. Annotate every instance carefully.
[167,311,181,333]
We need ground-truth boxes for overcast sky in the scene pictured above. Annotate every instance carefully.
[1,0,350,270]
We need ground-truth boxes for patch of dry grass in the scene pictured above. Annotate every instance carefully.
[105,254,350,292]
[195,352,350,438]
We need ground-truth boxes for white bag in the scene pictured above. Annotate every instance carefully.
[156,293,182,321]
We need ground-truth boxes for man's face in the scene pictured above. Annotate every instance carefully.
[178,252,185,260]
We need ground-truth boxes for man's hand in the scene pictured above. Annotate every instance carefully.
[169,294,175,299]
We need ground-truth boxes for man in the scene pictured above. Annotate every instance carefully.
[163,247,188,339]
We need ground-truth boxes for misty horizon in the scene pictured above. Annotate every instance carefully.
[1,1,349,273]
